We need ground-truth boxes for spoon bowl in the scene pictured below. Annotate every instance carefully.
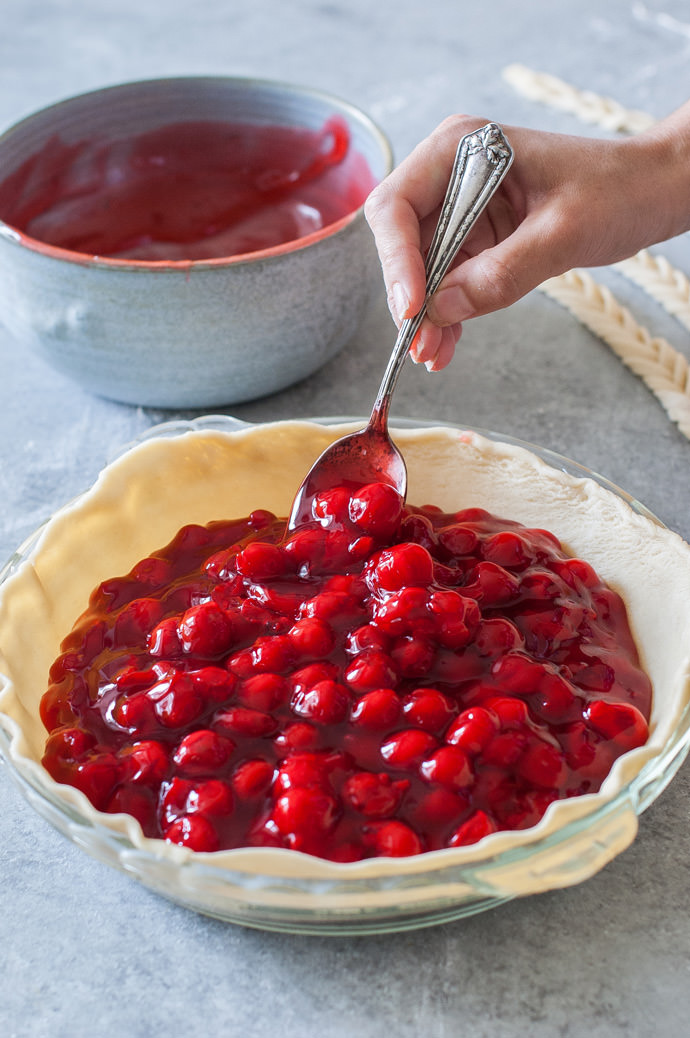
[286,418,407,527]
[288,122,514,530]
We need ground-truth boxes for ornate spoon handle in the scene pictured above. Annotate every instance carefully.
[371,122,513,425]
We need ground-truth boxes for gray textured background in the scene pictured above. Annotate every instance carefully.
[2,2,690,1036]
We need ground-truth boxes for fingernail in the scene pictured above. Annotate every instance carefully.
[429,284,473,325]
[391,281,410,322]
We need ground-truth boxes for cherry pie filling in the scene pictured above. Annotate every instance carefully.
[40,482,651,860]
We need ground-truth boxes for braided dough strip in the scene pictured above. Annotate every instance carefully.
[615,249,690,335]
[538,269,690,439]
[502,64,656,135]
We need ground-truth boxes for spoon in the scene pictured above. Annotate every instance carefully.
[287,122,514,530]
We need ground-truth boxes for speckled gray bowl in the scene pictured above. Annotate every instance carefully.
[0,77,393,408]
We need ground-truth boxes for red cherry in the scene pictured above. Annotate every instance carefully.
[273,752,333,793]
[350,687,401,730]
[368,819,423,857]
[214,706,278,738]
[445,707,498,755]
[411,788,468,830]
[152,673,204,729]
[344,623,391,655]
[290,680,351,725]
[107,787,156,832]
[120,740,169,786]
[344,650,397,695]
[427,590,479,649]
[288,618,335,658]
[188,666,237,705]
[40,683,81,732]
[165,815,220,852]
[178,600,233,657]
[299,590,365,625]
[342,771,407,817]
[420,745,473,790]
[390,634,435,677]
[437,522,479,557]
[148,617,183,658]
[312,487,352,526]
[559,720,601,774]
[72,752,121,811]
[448,810,497,847]
[517,739,566,789]
[348,483,403,539]
[481,730,528,768]
[235,541,288,580]
[482,530,534,570]
[248,508,277,530]
[186,778,235,818]
[231,759,275,800]
[585,700,649,751]
[463,561,520,606]
[473,618,524,657]
[172,729,234,775]
[115,666,158,694]
[380,729,438,769]
[532,672,577,723]
[272,721,321,756]
[114,597,163,647]
[112,691,159,736]
[249,635,296,674]
[480,695,530,729]
[372,586,432,637]
[131,556,172,588]
[401,687,455,733]
[370,543,435,591]
[236,672,288,711]
[272,787,339,842]
[283,528,329,569]
[44,726,96,762]
[291,662,339,690]
[399,513,437,552]
[519,569,565,601]
[554,557,600,590]
[490,653,545,694]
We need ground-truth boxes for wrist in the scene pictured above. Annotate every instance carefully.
[626,102,690,244]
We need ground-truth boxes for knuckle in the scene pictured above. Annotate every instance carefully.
[469,253,523,313]
[363,182,394,227]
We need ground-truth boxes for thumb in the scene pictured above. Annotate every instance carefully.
[426,220,568,326]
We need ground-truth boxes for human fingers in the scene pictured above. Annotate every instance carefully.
[365,116,490,323]
[364,188,427,322]
[409,319,463,369]
[425,211,568,325]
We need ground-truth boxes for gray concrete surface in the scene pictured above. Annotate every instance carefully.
[1,2,690,1035]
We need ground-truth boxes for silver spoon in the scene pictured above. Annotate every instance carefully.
[288,122,514,529]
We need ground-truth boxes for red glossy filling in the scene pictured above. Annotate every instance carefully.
[0,117,376,260]
[41,483,651,860]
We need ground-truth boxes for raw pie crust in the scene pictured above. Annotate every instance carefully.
[1,420,690,898]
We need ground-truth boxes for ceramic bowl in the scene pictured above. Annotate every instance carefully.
[1,415,690,935]
[0,78,392,407]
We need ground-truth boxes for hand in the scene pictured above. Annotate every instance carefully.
[364,106,690,370]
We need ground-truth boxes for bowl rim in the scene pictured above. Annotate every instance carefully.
[0,74,394,272]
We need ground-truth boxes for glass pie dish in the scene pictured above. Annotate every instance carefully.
[1,414,690,935]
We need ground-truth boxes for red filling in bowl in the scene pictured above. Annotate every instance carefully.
[40,482,651,860]
[0,117,377,260]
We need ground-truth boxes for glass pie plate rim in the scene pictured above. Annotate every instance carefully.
[1,412,689,937]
